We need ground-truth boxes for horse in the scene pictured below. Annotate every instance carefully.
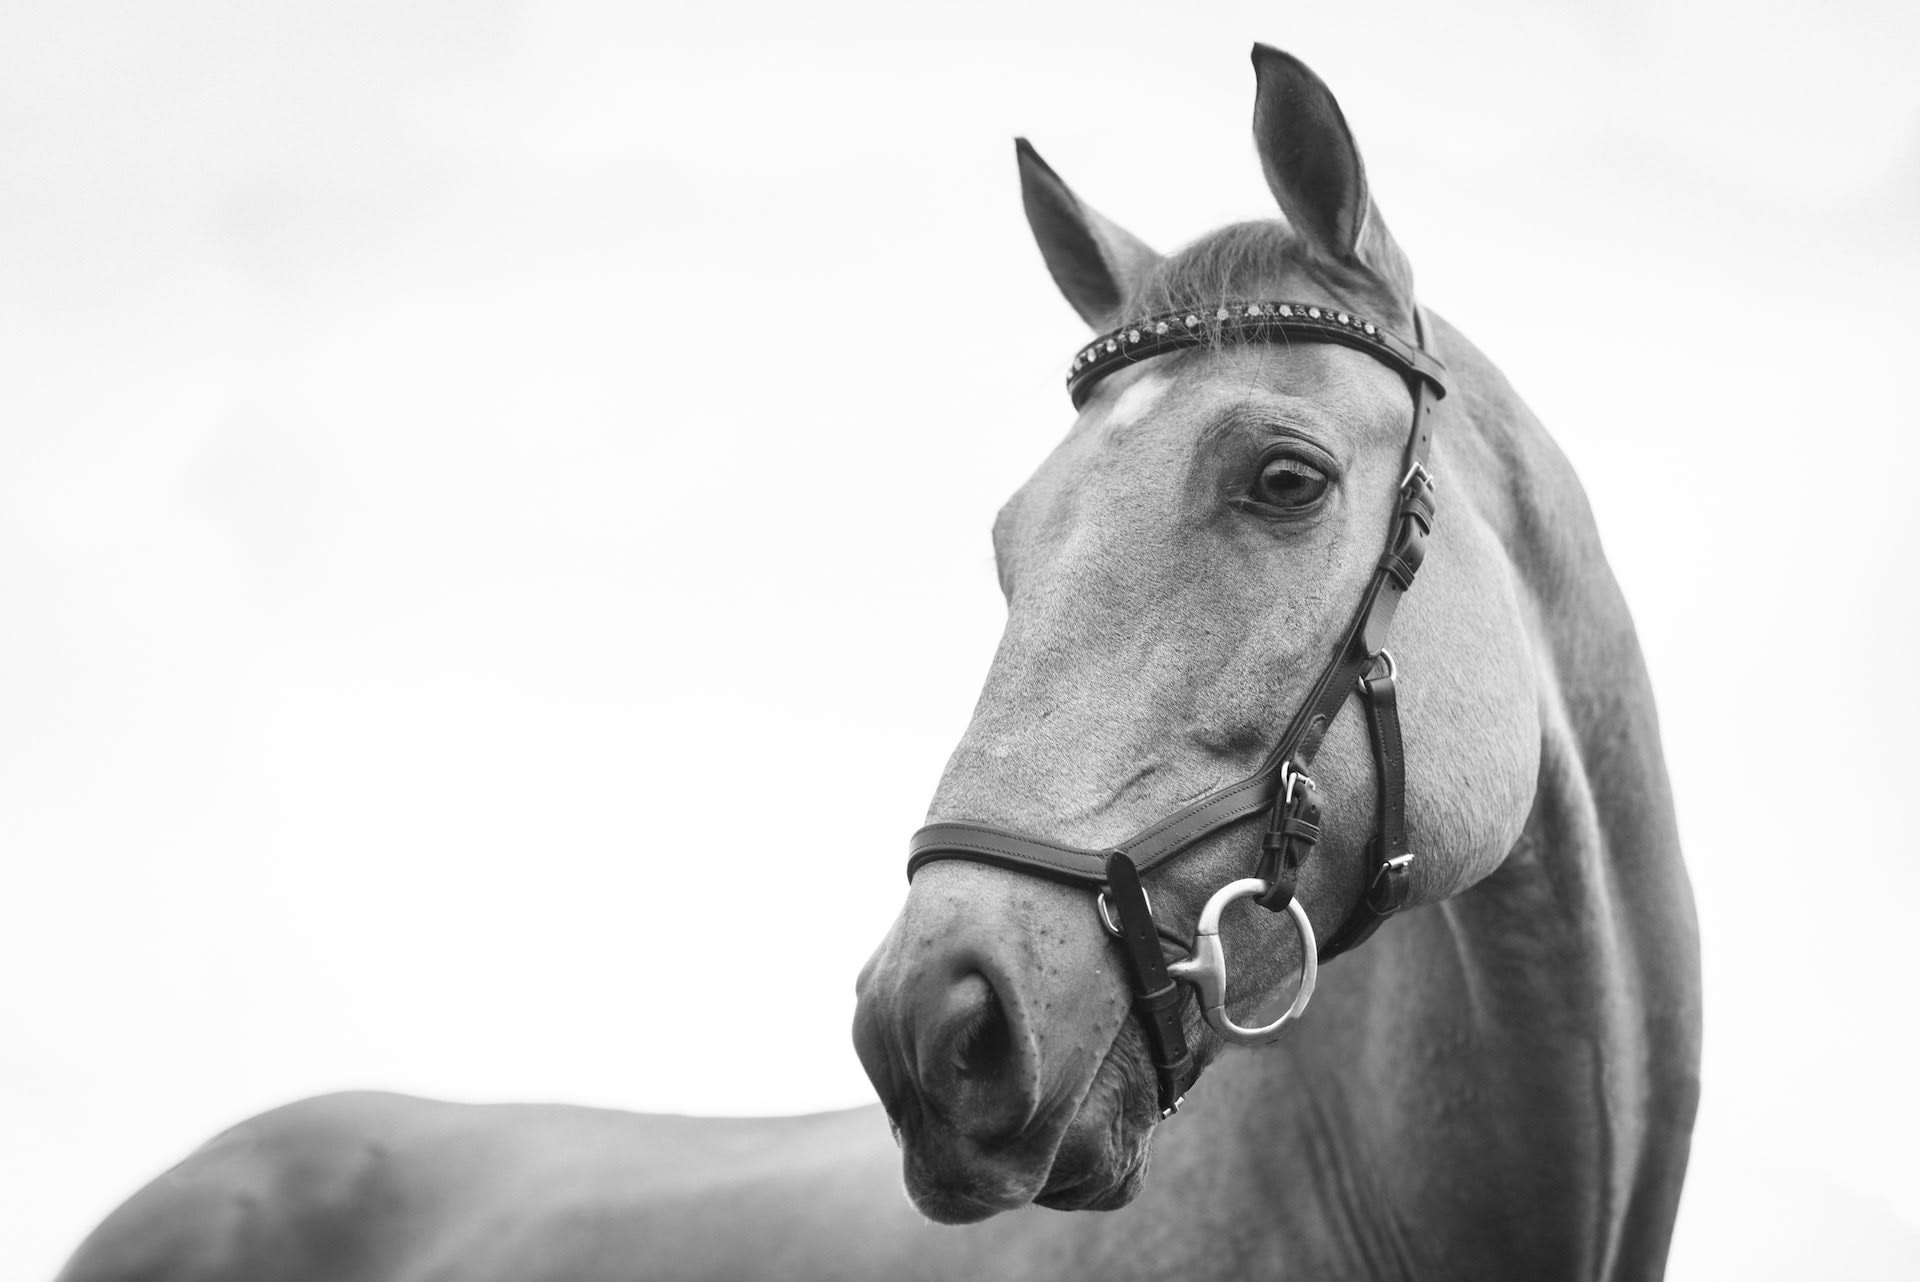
[57,46,1700,1282]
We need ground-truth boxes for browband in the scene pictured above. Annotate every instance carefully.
[1066,301,1446,408]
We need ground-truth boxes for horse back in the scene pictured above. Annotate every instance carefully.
[55,1092,433,1282]
[55,1093,959,1282]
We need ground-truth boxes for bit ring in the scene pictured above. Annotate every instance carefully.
[1164,878,1318,1045]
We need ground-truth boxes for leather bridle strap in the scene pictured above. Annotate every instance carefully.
[1319,661,1415,959]
[1248,387,1435,955]
[905,302,1446,1116]
[1100,853,1194,1106]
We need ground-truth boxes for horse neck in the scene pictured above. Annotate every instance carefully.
[1141,321,1702,1279]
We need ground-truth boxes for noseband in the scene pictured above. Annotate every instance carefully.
[906,300,1447,1116]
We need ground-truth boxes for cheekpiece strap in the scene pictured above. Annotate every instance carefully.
[1067,301,1446,409]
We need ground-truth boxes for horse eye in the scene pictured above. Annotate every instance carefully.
[1252,456,1331,511]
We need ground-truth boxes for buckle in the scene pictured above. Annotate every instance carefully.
[1400,460,1433,494]
[1280,760,1314,806]
[1097,883,1154,938]
[1365,852,1415,914]
[1256,764,1321,912]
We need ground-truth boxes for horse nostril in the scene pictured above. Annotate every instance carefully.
[950,979,1013,1081]
[916,970,1036,1141]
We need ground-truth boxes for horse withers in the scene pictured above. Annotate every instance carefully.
[58,46,1699,1282]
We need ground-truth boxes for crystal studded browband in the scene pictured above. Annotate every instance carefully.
[1066,301,1447,408]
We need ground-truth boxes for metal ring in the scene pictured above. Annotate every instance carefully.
[1358,648,1397,689]
[1164,878,1318,1046]
[1096,884,1152,938]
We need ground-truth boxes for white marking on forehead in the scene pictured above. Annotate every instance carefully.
[1102,372,1172,432]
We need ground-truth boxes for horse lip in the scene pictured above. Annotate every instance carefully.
[905,1175,1035,1225]
[901,1135,1053,1224]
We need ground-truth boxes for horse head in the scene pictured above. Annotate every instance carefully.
[852,46,1542,1224]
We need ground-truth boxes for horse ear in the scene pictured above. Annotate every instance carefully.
[1016,138,1161,330]
[1249,45,1412,299]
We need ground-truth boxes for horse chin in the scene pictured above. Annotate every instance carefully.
[898,1106,1111,1224]
[1033,1137,1151,1212]
[894,1101,1060,1225]
[902,1159,1045,1225]
[1035,1159,1150,1212]
[1032,1031,1165,1212]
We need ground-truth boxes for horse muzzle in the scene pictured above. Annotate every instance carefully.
[852,866,1147,1220]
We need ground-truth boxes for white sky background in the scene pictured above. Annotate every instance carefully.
[3,1,1916,1277]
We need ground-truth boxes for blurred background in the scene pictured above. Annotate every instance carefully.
[3,1,1915,1276]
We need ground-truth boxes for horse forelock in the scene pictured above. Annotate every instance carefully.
[1123,220,1413,332]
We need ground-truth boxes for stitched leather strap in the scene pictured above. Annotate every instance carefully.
[1253,772,1320,913]
[1066,301,1448,410]
[1103,853,1194,1115]
[1318,665,1415,962]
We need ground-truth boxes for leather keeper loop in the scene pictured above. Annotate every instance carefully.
[1381,526,1427,587]
[1400,481,1435,529]
[1133,981,1192,1080]
[1136,982,1184,1015]
[1262,815,1321,852]
[1254,869,1298,914]
[1253,837,1283,884]
[1365,853,1414,914]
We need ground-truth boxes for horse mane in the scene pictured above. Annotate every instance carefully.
[1124,220,1412,332]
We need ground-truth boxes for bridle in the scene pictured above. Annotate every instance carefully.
[905,299,1448,1117]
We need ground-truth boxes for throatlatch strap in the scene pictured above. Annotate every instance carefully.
[1318,666,1416,962]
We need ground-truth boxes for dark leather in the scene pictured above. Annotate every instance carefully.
[1254,774,1320,912]
[1065,301,1448,409]
[1318,666,1414,962]
[1103,853,1194,1115]
[907,822,1111,888]
[1362,670,1408,878]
